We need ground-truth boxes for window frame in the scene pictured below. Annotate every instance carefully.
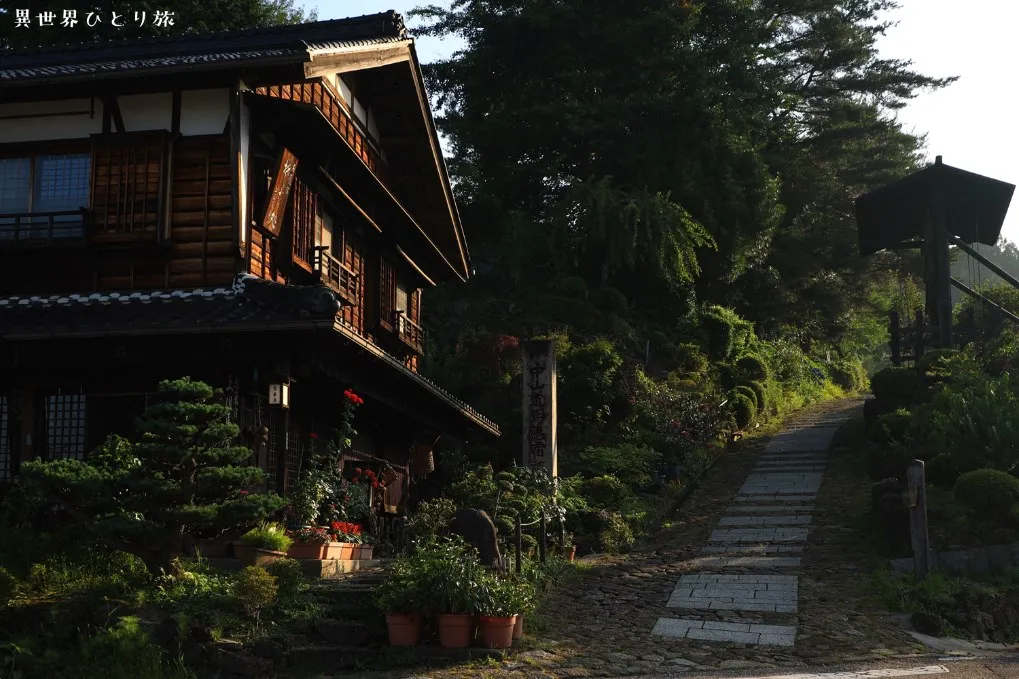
[0,140,93,242]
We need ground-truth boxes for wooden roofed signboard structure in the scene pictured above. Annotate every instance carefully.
[855,156,1016,349]
[0,12,499,516]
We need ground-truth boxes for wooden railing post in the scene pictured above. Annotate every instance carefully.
[538,508,547,564]
[515,515,523,574]
[907,460,931,580]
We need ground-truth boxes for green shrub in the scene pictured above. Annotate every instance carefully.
[673,343,708,375]
[75,616,194,679]
[406,498,457,543]
[598,512,635,553]
[581,475,635,510]
[591,287,628,314]
[925,454,961,488]
[0,566,17,606]
[240,523,292,552]
[729,393,756,429]
[869,409,913,447]
[236,566,278,621]
[870,367,920,402]
[829,358,867,392]
[748,380,768,414]
[265,558,307,597]
[918,349,960,377]
[733,385,759,410]
[735,353,769,381]
[717,363,737,390]
[559,275,588,298]
[577,444,661,487]
[954,469,1019,517]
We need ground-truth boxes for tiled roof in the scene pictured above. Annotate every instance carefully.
[0,274,502,436]
[0,11,408,83]
[0,274,340,338]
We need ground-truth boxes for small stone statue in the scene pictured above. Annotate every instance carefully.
[449,508,505,571]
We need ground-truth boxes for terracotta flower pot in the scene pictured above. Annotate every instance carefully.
[513,614,524,639]
[235,545,286,567]
[287,542,326,559]
[479,615,517,649]
[322,542,355,560]
[566,546,576,562]
[385,613,422,646]
[436,613,473,648]
[355,545,374,560]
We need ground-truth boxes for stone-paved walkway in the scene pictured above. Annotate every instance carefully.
[366,399,929,679]
[649,409,851,647]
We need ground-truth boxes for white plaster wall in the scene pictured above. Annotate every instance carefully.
[119,93,172,131]
[367,108,380,143]
[179,89,230,136]
[337,76,352,105]
[0,99,102,142]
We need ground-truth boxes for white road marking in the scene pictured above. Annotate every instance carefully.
[737,666,950,679]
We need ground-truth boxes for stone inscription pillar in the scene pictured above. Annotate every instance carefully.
[522,339,558,478]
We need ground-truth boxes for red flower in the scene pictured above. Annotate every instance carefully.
[372,481,380,489]
[309,432,319,440]
[355,467,363,475]
[343,389,364,405]
[239,490,249,496]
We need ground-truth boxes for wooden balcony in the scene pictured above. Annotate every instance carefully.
[394,310,424,355]
[0,209,89,248]
[253,81,385,179]
[313,247,360,306]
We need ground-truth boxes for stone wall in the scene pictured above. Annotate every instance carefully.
[890,542,1019,576]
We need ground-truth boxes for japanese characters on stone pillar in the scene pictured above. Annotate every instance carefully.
[522,339,558,478]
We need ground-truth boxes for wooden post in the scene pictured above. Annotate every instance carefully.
[539,508,547,564]
[914,310,925,368]
[907,460,931,580]
[890,310,901,366]
[515,515,523,574]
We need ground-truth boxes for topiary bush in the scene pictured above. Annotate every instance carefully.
[733,385,759,410]
[735,353,769,381]
[954,469,1019,518]
[918,349,960,377]
[869,409,913,448]
[870,367,920,402]
[748,380,768,414]
[729,393,756,429]
[674,343,709,375]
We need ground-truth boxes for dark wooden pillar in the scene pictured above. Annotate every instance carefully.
[923,156,953,348]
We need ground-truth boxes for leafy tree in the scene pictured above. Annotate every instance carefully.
[21,378,285,573]
[0,0,316,50]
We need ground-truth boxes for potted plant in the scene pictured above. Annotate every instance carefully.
[510,578,535,640]
[478,575,534,648]
[354,533,375,561]
[418,537,484,649]
[327,521,362,559]
[374,557,424,646]
[287,526,330,559]
[235,523,292,566]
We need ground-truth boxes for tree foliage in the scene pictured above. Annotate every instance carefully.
[21,378,285,573]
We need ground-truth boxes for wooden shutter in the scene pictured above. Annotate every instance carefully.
[379,257,396,328]
[90,132,166,241]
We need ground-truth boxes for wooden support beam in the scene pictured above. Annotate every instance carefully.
[950,277,1019,324]
[951,235,1019,292]
[907,460,931,580]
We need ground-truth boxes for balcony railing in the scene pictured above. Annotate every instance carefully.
[0,210,89,246]
[313,247,360,305]
[394,310,424,355]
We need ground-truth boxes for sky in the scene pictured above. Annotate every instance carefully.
[306,0,1019,244]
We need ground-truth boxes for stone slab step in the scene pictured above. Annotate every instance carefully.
[683,555,802,568]
[652,617,795,646]
[666,574,798,613]
[726,505,815,513]
[701,544,803,555]
[718,515,812,526]
[734,494,816,503]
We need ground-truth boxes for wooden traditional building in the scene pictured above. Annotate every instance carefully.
[0,11,500,511]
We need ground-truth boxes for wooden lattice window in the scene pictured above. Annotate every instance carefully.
[290,178,316,271]
[43,392,87,460]
[0,396,10,480]
[90,132,166,240]
[379,257,396,328]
